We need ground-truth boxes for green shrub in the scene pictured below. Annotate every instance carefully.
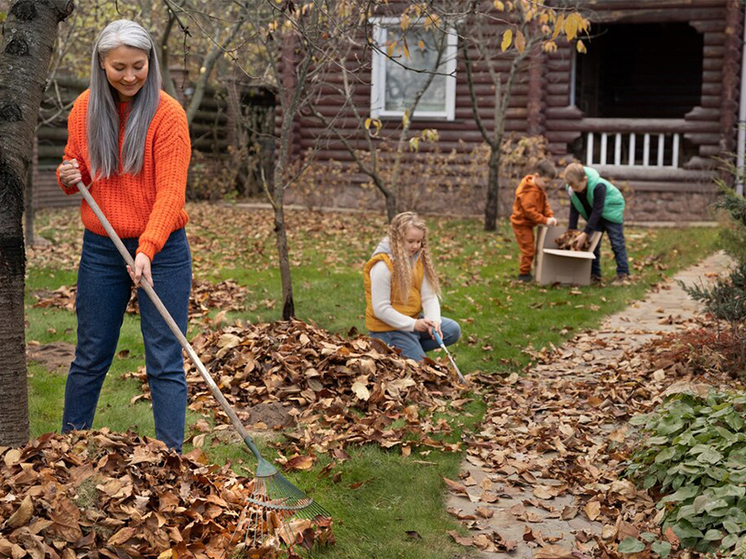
[626,391,746,555]
[681,262,746,370]
[716,187,746,265]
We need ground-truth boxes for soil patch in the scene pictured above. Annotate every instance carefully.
[245,401,296,430]
[26,341,75,374]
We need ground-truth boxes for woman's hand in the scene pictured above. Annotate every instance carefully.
[58,159,82,187]
[546,217,558,226]
[127,253,153,287]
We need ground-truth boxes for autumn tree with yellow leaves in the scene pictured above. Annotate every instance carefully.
[458,0,589,230]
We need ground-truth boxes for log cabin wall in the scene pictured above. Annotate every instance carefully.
[284,0,743,222]
[544,0,741,221]
[281,1,534,216]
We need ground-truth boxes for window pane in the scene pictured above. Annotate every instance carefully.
[384,27,447,113]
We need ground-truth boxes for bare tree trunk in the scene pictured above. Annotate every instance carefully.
[184,17,245,126]
[0,0,74,447]
[25,155,35,245]
[273,202,294,320]
[484,147,501,231]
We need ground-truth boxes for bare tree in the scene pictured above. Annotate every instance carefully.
[459,1,589,231]
[310,2,462,221]
[225,0,371,318]
[0,0,75,446]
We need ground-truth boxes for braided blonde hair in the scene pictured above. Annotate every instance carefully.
[388,212,441,300]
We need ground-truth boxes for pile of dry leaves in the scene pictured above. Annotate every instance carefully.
[554,230,589,251]
[446,325,732,558]
[126,319,467,465]
[32,279,248,319]
[0,430,332,559]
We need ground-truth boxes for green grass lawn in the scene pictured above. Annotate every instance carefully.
[24,203,721,558]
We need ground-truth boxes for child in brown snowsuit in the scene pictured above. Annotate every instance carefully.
[510,159,558,282]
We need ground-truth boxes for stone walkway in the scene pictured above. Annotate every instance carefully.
[448,251,733,559]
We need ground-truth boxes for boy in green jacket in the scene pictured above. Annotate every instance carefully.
[564,163,630,284]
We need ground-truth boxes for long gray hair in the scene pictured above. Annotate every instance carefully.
[88,20,162,179]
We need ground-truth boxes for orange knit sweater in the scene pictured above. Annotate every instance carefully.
[57,90,191,260]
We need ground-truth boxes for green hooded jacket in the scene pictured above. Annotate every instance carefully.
[568,167,625,224]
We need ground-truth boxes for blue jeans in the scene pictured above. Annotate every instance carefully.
[62,228,192,452]
[591,220,630,278]
[369,317,461,361]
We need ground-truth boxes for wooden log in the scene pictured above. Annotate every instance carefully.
[702,83,723,95]
[546,96,571,107]
[548,118,682,133]
[621,181,719,193]
[37,145,65,159]
[196,96,228,111]
[545,106,584,120]
[546,71,571,83]
[191,122,228,135]
[691,21,726,33]
[552,118,721,133]
[699,144,723,156]
[547,83,570,95]
[300,111,529,131]
[591,8,725,24]
[37,127,68,141]
[701,96,722,108]
[546,60,572,72]
[193,138,229,151]
[192,110,228,124]
[703,46,725,58]
[585,0,726,9]
[702,32,726,45]
[545,130,582,143]
[546,47,573,60]
[455,83,531,96]
[590,164,715,181]
[48,75,89,90]
[301,123,528,144]
[684,156,719,169]
[547,142,571,156]
[702,70,723,83]
[703,58,725,71]
[684,107,721,123]
[683,132,722,144]
[303,140,491,156]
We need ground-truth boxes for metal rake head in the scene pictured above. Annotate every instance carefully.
[243,472,333,555]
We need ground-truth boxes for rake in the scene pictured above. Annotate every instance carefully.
[74,180,330,551]
[432,330,465,383]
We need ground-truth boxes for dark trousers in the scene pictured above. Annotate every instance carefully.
[62,228,192,452]
[591,220,629,278]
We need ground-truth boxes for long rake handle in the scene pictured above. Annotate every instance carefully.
[75,181,264,460]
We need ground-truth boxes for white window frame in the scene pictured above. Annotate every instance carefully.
[370,16,457,121]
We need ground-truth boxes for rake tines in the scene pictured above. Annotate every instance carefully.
[244,471,333,555]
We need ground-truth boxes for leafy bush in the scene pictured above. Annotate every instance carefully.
[626,391,746,554]
[681,262,746,370]
[716,187,746,265]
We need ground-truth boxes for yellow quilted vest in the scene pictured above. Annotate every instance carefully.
[364,252,425,332]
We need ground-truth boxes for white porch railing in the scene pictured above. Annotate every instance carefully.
[586,131,681,168]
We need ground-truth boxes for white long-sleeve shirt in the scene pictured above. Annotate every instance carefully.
[369,260,441,332]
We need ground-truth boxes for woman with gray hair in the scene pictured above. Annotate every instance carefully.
[57,19,192,452]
